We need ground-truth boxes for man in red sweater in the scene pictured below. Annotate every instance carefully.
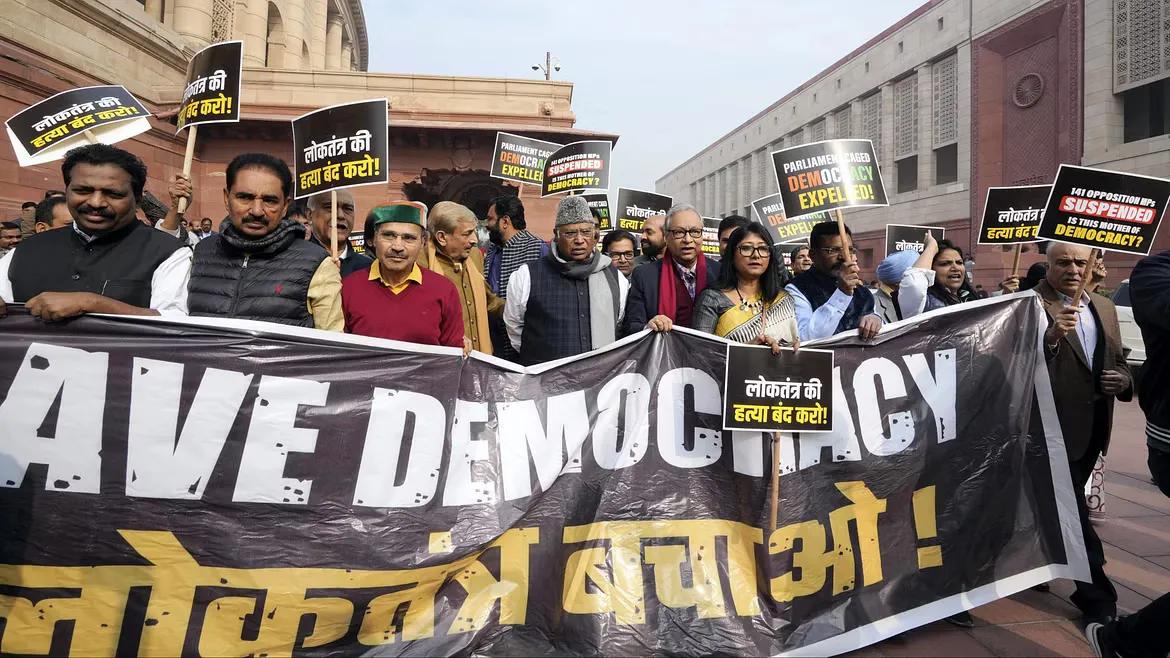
[342,202,465,350]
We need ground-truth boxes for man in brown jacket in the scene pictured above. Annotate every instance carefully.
[419,201,503,353]
[1037,242,1132,626]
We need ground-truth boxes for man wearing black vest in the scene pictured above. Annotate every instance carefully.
[307,189,372,278]
[785,221,881,341]
[0,144,191,321]
[186,153,343,331]
[503,195,628,365]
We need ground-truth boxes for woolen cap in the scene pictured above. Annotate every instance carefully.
[555,195,594,227]
[368,201,427,228]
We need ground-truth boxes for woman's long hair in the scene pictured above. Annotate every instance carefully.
[716,222,785,302]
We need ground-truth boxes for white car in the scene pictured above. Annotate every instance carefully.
[1111,279,1146,371]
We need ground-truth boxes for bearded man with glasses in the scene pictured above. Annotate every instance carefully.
[622,203,722,335]
[784,220,881,341]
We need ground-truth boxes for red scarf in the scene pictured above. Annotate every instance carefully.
[657,252,708,319]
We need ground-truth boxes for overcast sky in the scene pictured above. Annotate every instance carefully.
[363,0,924,196]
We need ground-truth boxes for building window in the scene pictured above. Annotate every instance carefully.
[1123,78,1170,142]
[894,73,919,159]
[862,92,882,160]
[1114,0,1170,93]
[810,118,826,142]
[932,54,958,146]
[897,156,918,193]
[897,41,904,54]
[938,17,944,30]
[934,144,958,184]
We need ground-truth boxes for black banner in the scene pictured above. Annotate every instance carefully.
[176,40,243,133]
[885,223,946,256]
[1036,164,1170,256]
[540,140,611,197]
[490,132,560,187]
[771,139,888,220]
[5,85,151,166]
[614,187,671,233]
[978,185,1051,245]
[292,99,389,199]
[723,345,833,432]
[582,193,611,232]
[0,296,1087,656]
[752,192,827,244]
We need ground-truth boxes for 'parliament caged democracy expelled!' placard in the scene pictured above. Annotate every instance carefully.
[1037,164,1170,256]
[292,99,389,199]
[771,139,888,220]
[490,132,561,187]
[751,192,826,245]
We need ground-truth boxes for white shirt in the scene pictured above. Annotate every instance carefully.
[504,259,629,351]
[153,220,201,248]
[896,267,935,319]
[0,242,192,317]
[1057,291,1098,364]
[785,282,882,341]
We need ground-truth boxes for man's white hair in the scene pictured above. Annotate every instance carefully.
[665,203,699,230]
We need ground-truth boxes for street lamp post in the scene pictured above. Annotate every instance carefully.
[531,51,561,80]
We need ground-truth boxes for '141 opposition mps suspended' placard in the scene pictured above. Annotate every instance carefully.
[541,140,611,197]
[978,185,1051,245]
[176,40,243,133]
[6,85,151,166]
[771,138,888,220]
[292,99,389,199]
[1036,164,1170,256]
[723,344,834,433]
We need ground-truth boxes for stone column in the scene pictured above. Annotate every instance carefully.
[340,40,353,73]
[239,0,267,67]
[916,63,934,191]
[326,14,344,70]
[172,0,213,46]
[878,83,895,185]
[144,0,163,22]
[283,0,307,69]
[310,1,328,69]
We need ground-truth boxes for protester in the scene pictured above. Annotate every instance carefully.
[19,201,36,236]
[1020,261,1047,291]
[785,221,880,341]
[287,201,312,240]
[601,229,638,278]
[307,189,373,277]
[717,214,750,256]
[1037,242,1131,627]
[43,189,65,199]
[185,153,342,330]
[152,174,202,247]
[483,194,545,361]
[0,144,191,319]
[0,221,21,256]
[342,202,464,349]
[1087,250,1107,294]
[872,250,918,324]
[633,212,667,267]
[624,203,721,335]
[418,200,502,353]
[789,244,812,276]
[200,217,214,236]
[693,222,798,345]
[973,284,989,299]
[899,236,1017,316]
[503,196,627,365]
[33,196,72,233]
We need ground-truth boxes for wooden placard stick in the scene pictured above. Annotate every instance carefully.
[176,124,198,215]
[1067,248,1098,310]
[82,129,98,144]
[834,208,852,264]
[330,189,339,262]
[1010,243,1023,278]
[770,432,782,530]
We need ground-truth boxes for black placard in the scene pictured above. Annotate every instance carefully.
[885,224,946,256]
[540,140,611,197]
[292,99,389,199]
[751,192,827,244]
[582,193,611,231]
[702,216,721,259]
[176,41,243,133]
[722,344,834,432]
[977,185,1051,244]
[1036,164,1170,256]
[5,85,151,166]
[490,132,561,187]
[614,188,672,233]
[771,139,887,220]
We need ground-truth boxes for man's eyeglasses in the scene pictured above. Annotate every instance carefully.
[817,246,859,257]
[557,228,595,240]
[668,228,704,240]
[608,251,635,261]
[736,245,772,258]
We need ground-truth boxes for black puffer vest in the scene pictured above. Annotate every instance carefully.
[188,219,326,327]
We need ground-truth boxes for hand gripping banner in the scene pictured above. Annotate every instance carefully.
[0,295,1087,656]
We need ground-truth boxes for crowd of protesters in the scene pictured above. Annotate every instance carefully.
[0,142,1167,655]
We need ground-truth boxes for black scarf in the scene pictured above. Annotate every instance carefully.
[219,218,304,256]
[789,267,876,333]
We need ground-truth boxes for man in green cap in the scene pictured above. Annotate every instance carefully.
[342,201,466,349]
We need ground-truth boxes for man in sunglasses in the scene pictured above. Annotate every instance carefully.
[785,220,881,341]
[623,203,721,335]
